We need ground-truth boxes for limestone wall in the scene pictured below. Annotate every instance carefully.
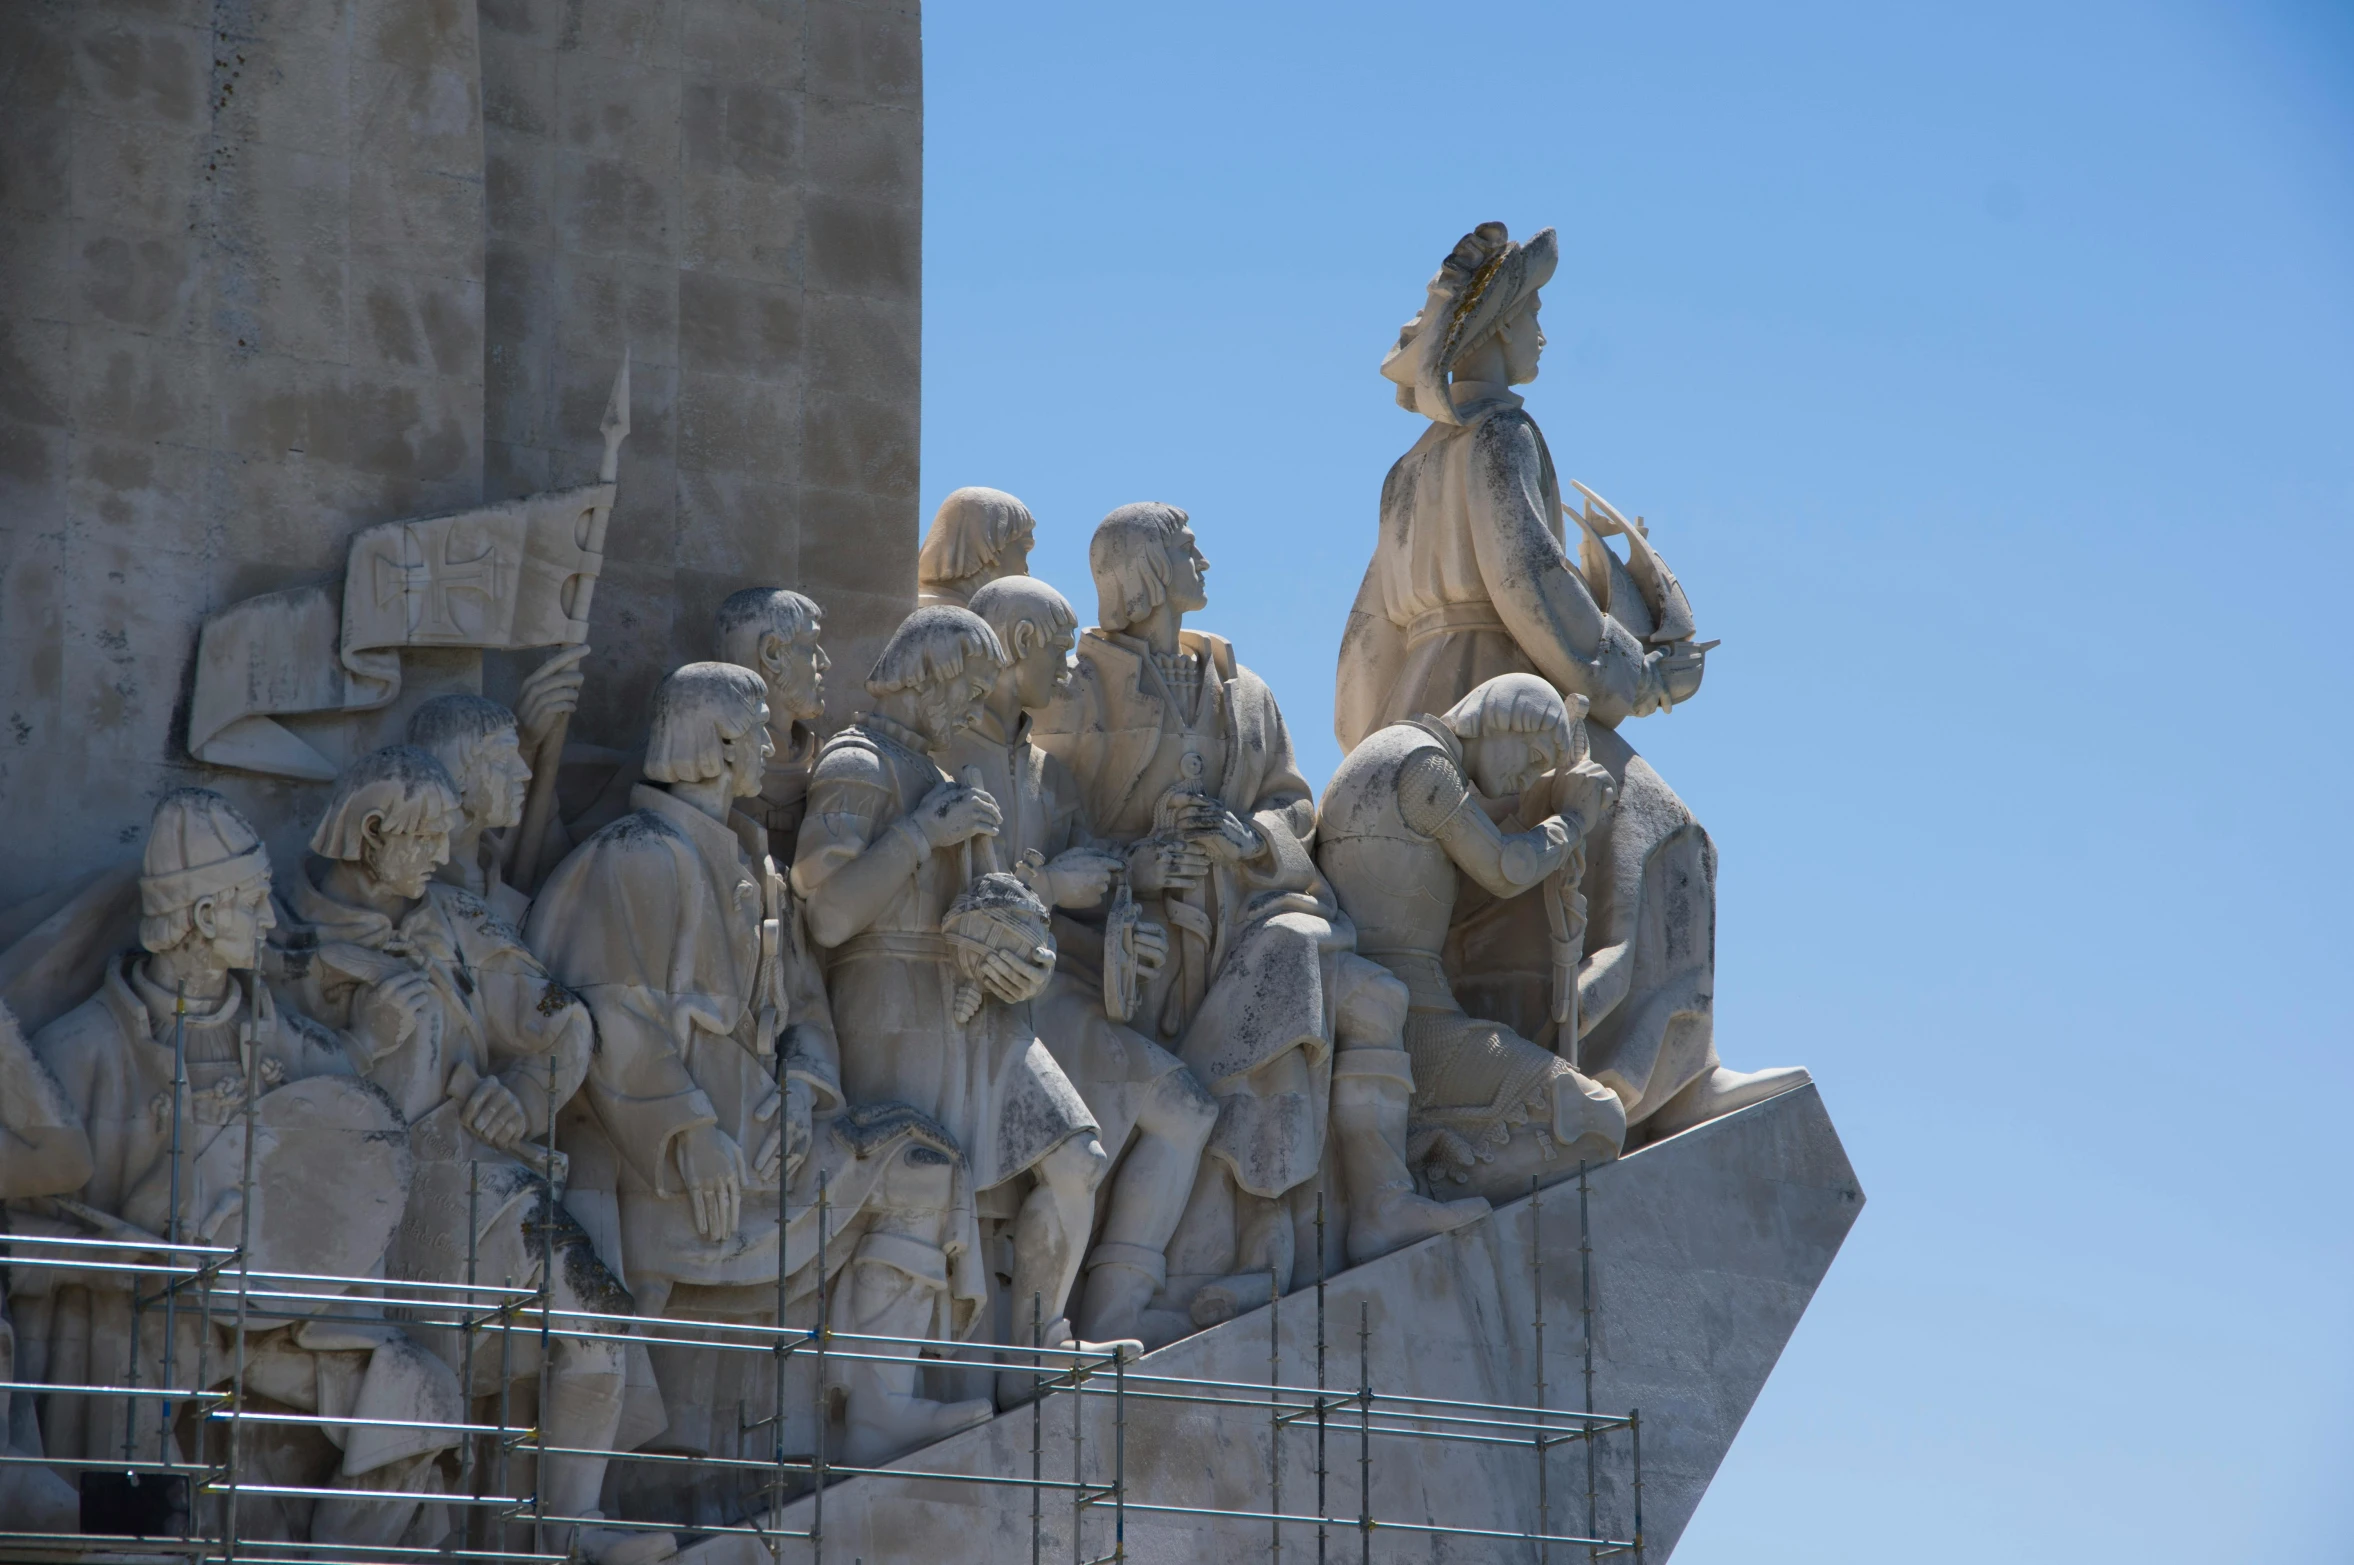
[0,0,922,910]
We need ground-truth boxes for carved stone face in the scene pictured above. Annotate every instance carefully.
[1165,527,1210,616]
[989,524,1034,588]
[915,660,999,746]
[1498,297,1546,385]
[722,700,777,801]
[361,812,453,901]
[1467,730,1561,801]
[1010,624,1075,712]
[462,727,534,831]
[762,624,830,725]
[189,875,277,971]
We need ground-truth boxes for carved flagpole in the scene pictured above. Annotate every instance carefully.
[510,351,630,891]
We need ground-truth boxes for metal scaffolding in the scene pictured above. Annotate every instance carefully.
[0,1048,1645,1565]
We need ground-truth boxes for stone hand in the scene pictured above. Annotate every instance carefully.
[516,644,589,755]
[1040,848,1122,908]
[1650,643,1707,709]
[673,1124,746,1240]
[1549,760,1619,839]
[977,946,1055,1006]
[749,1077,812,1183]
[461,1074,531,1151]
[1193,809,1261,866]
[355,968,437,1062]
[1127,918,1170,978]
[914,780,1002,848]
[1127,835,1209,895]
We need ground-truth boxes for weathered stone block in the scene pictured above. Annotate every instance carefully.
[676,469,801,578]
[72,15,207,130]
[806,99,917,200]
[682,0,806,81]
[808,0,919,107]
[679,268,804,378]
[805,193,917,299]
[552,149,679,266]
[554,46,681,164]
[680,169,803,277]
[678,367,802,478]
[803,290,917,401]
[682,75,803,183]
[800,387,915,495]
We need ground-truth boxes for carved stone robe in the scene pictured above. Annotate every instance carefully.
[529,783,987,1455]
[1035,629,1348,1199]
[1336,385,1721,1119]
[940,712,1199,1157]
[16,960,455,1483]
[272,865,618,1375]
[794,715,1095,1197]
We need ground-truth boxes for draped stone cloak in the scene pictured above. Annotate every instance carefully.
[1335,387,1720,1114]
[527,784,983,1323]
[1034,629,1348,1199]
[15,960,455,1478]
[794,718,1094,1198]
[940,714,1203,1157]
[271,866,618,1378]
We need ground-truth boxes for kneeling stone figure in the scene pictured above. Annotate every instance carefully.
[1317,676,1628,1199]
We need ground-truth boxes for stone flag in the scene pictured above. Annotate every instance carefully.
[188,484,613,780]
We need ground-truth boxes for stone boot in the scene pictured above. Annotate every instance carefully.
[842,1379,996,1468]
[1334,1048,1490,1266]
[575,1515,680,1565]
[1639,1064,1812,1141]
[995,1316,1142,1409]
[1078,1243,1191,1351]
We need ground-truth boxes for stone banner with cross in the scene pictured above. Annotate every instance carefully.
[186,482,614,781]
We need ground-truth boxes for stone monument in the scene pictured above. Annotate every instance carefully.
[0,5,1858,1553]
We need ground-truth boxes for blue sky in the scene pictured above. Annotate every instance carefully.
[920,4,2354,1559]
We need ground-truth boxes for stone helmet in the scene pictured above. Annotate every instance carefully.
[138,788,270,952]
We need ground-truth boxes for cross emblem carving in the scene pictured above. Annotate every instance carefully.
[371,526,514,640]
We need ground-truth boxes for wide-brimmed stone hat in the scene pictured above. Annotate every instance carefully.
[1380,221,1559,424]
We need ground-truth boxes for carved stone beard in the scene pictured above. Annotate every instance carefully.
[912,681,977,750]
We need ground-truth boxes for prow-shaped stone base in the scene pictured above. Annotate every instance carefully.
[688,1082,1862,1563]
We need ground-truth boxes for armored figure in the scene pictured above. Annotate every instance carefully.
[1317,676,1628,1199]
[795,609,1112,1362]
[20,790,460,1547]
[1035,504,1488,1313]
[530,662,993,1474]
[947,576,1218,1348]
[1339,222,1806,1138]
[917,487,1038,609]
[270,750,633,1552]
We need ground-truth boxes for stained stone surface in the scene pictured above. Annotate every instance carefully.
[0,0,922,912]
[690,1082,1864,1564]
[477,0,922,752]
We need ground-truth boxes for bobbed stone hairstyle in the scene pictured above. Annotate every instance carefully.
[864,606,1005,699]
[644,661,769,785]
[1089,502,1191,632]
[715,587,822,669]
[918,487,1035,594]
[1440,673,1585,762]
[406,692,517,775]
[964,575,1077,661]
[310,746,464,864]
